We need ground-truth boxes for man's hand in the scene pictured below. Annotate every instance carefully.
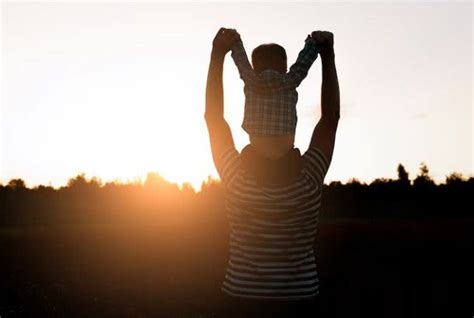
[311,31,334,58]
[212,28,240,56]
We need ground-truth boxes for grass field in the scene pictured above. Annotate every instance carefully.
[1,219,473,317]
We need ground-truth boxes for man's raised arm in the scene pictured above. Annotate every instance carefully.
[308,31,340,164]
[205,28,239,166]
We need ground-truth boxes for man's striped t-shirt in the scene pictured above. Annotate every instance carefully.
[216,146,330,300]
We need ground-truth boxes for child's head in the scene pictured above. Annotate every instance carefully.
[252,43,287,74]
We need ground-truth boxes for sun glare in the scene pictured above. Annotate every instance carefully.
[2,3,472,189]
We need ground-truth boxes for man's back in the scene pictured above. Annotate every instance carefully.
[216,146,330,300]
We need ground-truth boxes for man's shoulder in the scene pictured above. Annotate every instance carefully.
[301,147,330,186]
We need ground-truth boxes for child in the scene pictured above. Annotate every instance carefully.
[231,34,319,159]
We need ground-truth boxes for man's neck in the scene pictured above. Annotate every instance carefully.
[249,134,295,160]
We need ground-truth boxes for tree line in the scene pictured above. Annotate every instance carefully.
[1,163,472,226]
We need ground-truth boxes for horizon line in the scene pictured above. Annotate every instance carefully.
[1,168,472,191]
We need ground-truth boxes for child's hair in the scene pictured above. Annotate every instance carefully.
[251,43,287,74]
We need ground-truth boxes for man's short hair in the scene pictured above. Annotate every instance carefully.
[252,43,288,74]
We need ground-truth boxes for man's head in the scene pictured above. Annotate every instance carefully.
[252,43,287,74]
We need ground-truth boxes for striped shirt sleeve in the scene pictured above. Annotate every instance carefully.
[216,147,241,188]
[303,147,330,186]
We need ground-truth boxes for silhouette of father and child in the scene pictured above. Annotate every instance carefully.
[205,28,339,317]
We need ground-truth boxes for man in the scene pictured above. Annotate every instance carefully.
[205,28,340,317]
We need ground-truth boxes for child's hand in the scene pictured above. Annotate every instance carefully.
[212,28,240,56]
[311,31,334,58]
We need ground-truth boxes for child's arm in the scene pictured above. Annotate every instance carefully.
[286,35,319,87]
[230,38,260,85]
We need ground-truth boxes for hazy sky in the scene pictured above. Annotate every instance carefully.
[1,2,473,189]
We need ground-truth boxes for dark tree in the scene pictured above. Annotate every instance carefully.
[413,162,435,187]
[7,179,26,190]
[445,172,465,185]
[397,164,410,186]
[67,173,88,188]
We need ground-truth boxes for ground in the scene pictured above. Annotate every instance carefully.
[1,219,473,317]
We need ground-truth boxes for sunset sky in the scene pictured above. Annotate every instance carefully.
[1,2,472,189]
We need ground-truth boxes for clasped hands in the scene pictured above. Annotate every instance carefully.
[212,27,334,58]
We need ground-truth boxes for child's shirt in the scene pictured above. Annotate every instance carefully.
[231,36,319,137]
